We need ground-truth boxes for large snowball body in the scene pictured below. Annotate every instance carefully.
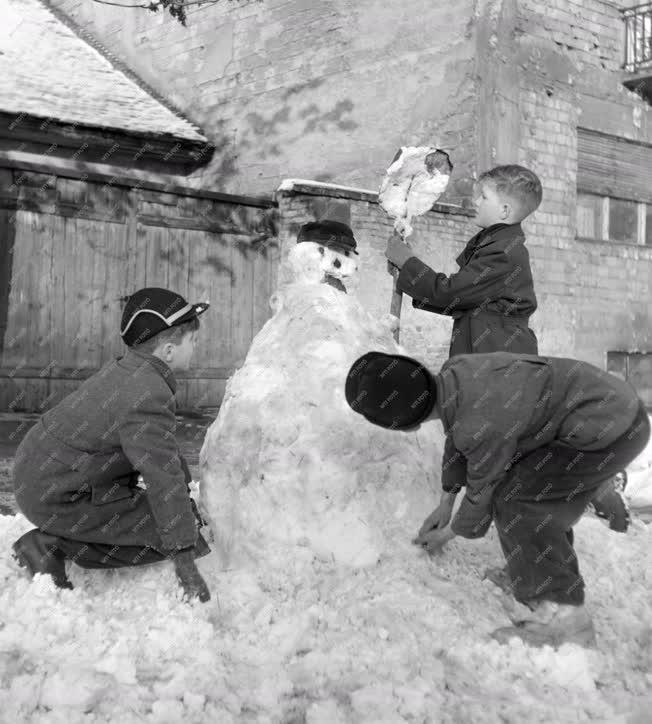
[199,243,444,568]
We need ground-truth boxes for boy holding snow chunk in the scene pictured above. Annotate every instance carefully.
[384,163,541,358]
[344,351,650,646]
[11,288,211,602]
[384,162,630,532]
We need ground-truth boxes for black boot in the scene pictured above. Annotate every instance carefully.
[591,476,630,533]
[12,529,73,590]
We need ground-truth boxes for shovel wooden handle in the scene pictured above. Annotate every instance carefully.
[387,261,403,342]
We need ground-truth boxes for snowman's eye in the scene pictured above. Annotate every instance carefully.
[318,246,325,255]
[344,250,350,257]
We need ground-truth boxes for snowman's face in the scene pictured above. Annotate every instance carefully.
[318,245,358,280]
[286,242,358,285]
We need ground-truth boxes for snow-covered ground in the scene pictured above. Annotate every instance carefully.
[624,416,652,517]
[1,504,651,724]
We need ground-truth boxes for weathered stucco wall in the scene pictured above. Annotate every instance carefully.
[498,0,652,364]
[51,0,478,203]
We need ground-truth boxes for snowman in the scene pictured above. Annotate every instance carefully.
[198,219,446,569]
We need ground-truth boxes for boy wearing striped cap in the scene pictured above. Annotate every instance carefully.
[12,288,211,602]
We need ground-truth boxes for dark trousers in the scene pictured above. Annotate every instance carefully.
[35,455,209,570]
[52,531,210,569]
[492,402,650,605]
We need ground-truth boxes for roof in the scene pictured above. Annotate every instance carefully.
[0,0,208,143]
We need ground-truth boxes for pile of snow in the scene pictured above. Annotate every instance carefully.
[1,510,651,723]
[625,414,652,513]
[198,252,443,568]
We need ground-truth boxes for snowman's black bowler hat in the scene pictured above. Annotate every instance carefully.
[345,352,437,430]
[297,220,359,256]
[120,287,210,347]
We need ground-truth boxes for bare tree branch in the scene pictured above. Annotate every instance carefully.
[90,0,235,25]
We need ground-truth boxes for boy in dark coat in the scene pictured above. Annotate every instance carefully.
[384,164,541,358]
[345,351,650,646]
[11,288,211,602]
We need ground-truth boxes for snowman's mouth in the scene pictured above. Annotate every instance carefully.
[324,274,347,293]
[325,265,355,280]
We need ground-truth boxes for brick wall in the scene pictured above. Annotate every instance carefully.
[51,0,479,204]
[512,0,652,366]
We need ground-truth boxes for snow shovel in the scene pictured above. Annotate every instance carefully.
[386,233,404,343]
[379,146,453,343]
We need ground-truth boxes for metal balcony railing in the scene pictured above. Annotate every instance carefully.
[623,3,652,72]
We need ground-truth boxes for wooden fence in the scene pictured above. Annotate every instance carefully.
[0,162,279,412]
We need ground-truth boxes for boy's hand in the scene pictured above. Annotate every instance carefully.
[412,526,456,555]
[173,549,211,603]
[417,494,456,537]
[385,233,414,269]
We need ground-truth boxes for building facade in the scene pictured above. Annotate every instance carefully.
[26,0,652,404]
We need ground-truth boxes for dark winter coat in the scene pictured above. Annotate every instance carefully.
[396,223,538,357]
[12,348,198,553]
[434,352,643,538]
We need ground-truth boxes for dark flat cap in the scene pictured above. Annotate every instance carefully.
[345,351,437,430]
[297,220,359,255]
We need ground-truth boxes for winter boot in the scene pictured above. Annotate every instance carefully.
[12,529,73,590]
[492,600,596,648]
[591,475,630,532]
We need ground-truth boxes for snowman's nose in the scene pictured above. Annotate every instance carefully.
[333,259,341,269]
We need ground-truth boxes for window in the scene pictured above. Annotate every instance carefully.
[577,129,652,245]
[576,192,650,245]
[576,192,604,240]
[609,198,638,244]
[623,4,652,73]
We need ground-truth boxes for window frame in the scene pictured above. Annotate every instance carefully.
[576,190,649,246]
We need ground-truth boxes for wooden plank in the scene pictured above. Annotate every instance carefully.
[135,213,256,235]
[230,235,255,368]
[125,221,149,299]
[123,191,145,304]
[50,214,70,372]
[0,377,26,412]
[0,151,275,208]
[175,379,189,410]
[142,223,170,289]
[187,230,233,372]
[0,366,233,380]
[22,378,50,413]
[101,195,132,366]
[251,234,278,335]
[0,208,16,357]
[5,212,33,369]
[25,211,54,373]
[78,218,109,369]
[166,228,190,301]
[193,379,226,408]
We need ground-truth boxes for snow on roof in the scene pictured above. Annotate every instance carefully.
[277,178,380,196]
[277,177,467,213]
[0,0,207,143]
